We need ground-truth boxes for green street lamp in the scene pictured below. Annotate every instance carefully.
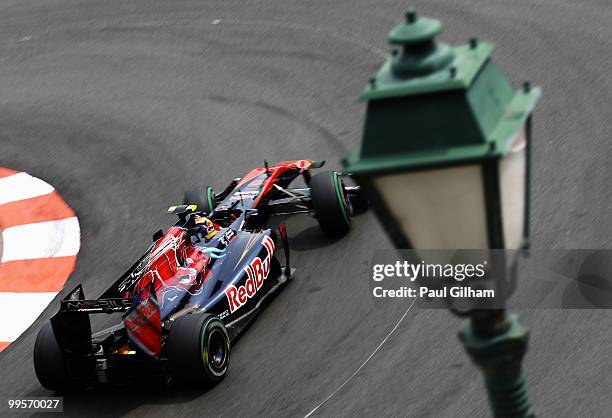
[343,8,540,417]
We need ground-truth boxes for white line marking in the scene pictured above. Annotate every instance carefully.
[1,217,80,262]
[304,297,417,418]
[0,292,57,341]
[0,172,54,205]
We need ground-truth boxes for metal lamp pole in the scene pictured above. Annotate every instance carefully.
[343,8,540,417]
[459,310,533,417]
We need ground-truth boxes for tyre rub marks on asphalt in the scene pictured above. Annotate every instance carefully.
[0,169,80,352]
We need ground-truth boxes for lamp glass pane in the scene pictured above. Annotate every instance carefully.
[373,165,488,249]
[499,125,527,249]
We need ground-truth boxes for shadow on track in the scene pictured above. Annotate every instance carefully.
[290,225,345,252]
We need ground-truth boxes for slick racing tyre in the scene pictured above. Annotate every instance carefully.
[33,322,76,392]
[310,171,352,236]
[167,314,230,386]
[183,185,215,214]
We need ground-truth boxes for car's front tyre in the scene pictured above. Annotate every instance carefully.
[183,186,215,214]
[310,171,352,236]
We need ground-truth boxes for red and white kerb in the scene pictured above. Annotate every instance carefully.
[0,168,80,352]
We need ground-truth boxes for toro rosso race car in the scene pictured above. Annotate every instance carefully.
[34,160,366,391]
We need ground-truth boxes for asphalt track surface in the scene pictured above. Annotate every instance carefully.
[0,0,610,416]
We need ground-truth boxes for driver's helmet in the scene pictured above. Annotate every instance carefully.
[194,215,219,240]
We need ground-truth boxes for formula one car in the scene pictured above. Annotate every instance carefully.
[34,160,365,391]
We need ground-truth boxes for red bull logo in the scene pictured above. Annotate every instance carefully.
[225,235,275,313]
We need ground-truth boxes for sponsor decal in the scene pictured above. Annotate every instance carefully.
[117,254,150,293]
[225,235,275,313]
[229,191,259,201]
[61,298,131,313]
[220,229,237,246]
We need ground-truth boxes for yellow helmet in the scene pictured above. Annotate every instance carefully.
[194,215,219,239]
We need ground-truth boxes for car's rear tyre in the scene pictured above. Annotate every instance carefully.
[34,322,72,392]
[310,171,352,236]
[167,314,230,386]
[183,186,215,214]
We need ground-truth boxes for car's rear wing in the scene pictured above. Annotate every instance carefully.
[58,284,132,314]
[49,285,96,373]
[52,283,161,358]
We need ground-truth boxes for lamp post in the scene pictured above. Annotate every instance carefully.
[343,8,540,417]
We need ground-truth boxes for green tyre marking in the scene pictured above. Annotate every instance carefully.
[206,187,214,212]
[200,316,218,368]
[332,171,350,224]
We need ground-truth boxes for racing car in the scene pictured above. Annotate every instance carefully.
[34,159,365,391]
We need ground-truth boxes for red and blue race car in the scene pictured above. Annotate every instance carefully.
[34,160,366,391]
